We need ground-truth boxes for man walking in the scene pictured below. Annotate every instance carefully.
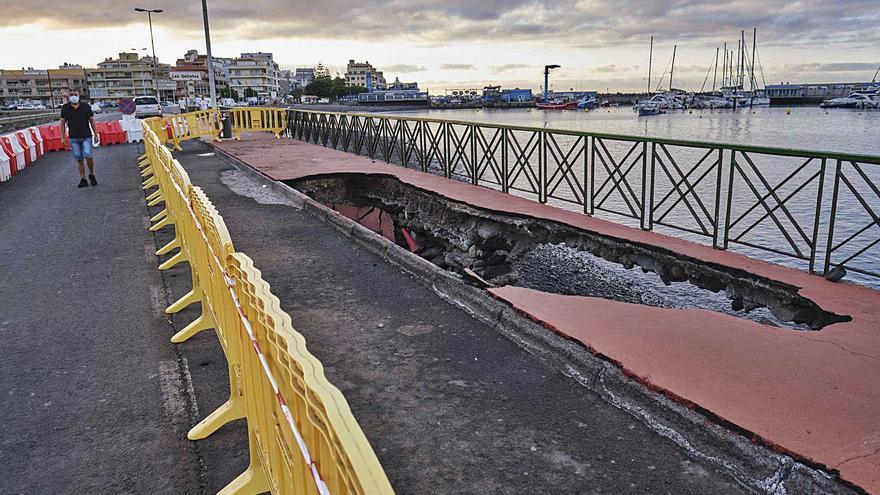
[59,90,100,188]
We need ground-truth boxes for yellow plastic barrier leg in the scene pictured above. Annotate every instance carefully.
[149,215,173,232]
[165,288,200,314]
[147,195,165,207]
[187,396,245,440]
[150,208,168,223]
[170,313,212,343]
[158,250,187,270]
[155,237,179,256]
[217,453,270,495]
[142,177,158,189]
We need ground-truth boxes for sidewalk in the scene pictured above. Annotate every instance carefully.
[163,141,760,494]
[0,143,211,493]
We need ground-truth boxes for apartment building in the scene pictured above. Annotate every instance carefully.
[86,52,174,103]
[344,60,386,90]
[0,64,88,107]
[171,49,230,104]
[228,52,280,98]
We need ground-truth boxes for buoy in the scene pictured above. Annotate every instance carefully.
[786,109,791,115]
[688,109,693,114]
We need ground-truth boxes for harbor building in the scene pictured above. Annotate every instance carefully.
[171,50,230,106]
[0,64,88,108]
[86,52,174,103]
[344,60,386,91]
[502,88,532,102]
[765,81,880,105]
[386,77,419,91]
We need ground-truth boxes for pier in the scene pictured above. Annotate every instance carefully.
[1,108,878,494]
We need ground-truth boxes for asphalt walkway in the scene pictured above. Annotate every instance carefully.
[0,142,220,493]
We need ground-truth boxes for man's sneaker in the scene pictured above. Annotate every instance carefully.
[89,174,97,186]
[77,178,88,188]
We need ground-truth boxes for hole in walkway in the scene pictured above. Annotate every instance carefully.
[289,174,851,330]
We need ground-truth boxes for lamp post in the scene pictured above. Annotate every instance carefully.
[201,0,217,108]
[134,7,163,101]
[543,64,560,101]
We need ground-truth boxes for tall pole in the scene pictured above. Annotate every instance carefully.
[544,67,549,101]
[647,36,653,97]
[669,45,676,91]
[46,69,53,109]
[147,12,159,100]
[201,0,217,108]
[722,43,727,88]
[750,27,757,105]
[712,47,719,93]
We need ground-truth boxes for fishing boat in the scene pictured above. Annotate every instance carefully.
[576,95,598,109]
[637,102,665,116]
[536,99,579,110]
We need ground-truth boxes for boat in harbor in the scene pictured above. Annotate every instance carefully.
[536,99,579,110]
[820,91,879,109]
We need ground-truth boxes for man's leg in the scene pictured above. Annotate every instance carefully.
[70,139,88,188]
[83,140,96,185]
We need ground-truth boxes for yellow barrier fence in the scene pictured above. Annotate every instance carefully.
[164,109,223,151]
[229,107,287,140]
[141,121,394,495]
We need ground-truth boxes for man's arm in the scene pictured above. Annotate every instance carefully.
[89,116,98,142]
[59,118,67,147]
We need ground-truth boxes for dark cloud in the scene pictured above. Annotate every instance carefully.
[491,63,532,73]
[4,0,880,52]
[440,63,477,70]
[383,64,428,73]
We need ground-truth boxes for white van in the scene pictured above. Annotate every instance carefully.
[134,96,162,118]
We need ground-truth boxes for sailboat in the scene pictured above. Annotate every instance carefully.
[635,37,668,116]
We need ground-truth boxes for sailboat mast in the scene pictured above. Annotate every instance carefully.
[722,42,727,88]
[647,35,653,98]
[669,44,677,91]
[712,47,719,92]
[750,27,757,105]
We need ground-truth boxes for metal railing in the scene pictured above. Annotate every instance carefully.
[286,109,880,284]
[141,121,393,495]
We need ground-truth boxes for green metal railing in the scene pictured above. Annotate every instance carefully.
[286,109,880,283]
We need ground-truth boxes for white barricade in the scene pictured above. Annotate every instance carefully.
[2,135,26,172]
[0,138,12,182]
[15,131,35,164]
[28,127,45,157]
[19,130,38,162]
[122,114,144,142]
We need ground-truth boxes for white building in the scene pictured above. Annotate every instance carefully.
[344,60,386,90]
[228,52,280,99]
[86,52,173,103]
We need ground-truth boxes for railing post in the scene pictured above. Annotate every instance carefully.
[539,130,547,203]
[443,122,450,179]
[583,134,590,214]
[589,136,596,215]
[712,148,724,249]
[823,159,843,274]
[471,125,478,185]
[722,148,737,250]
[502,128,509,193]
[640,141,650,230]
[808,158,828,274]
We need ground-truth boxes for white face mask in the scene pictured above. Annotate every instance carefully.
[69,95,80,104]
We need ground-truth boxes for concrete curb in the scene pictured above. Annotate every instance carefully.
[205,140,858,495]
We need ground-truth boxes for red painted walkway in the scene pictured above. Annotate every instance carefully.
[213,134,880,493]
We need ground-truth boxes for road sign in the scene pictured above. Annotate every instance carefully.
[119,98,136,115]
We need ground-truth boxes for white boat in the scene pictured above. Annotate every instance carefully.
[820,92,878,109]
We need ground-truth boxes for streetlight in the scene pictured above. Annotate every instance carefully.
[134,7,163,100]
[201,0,217,108]
[544,64,560,101]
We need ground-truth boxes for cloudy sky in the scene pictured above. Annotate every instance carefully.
[2,0,878,92]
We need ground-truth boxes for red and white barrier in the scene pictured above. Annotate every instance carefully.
[15,131,34,166]
[0,135,25,174]
[27,127,45,157]
[0,140,13,182]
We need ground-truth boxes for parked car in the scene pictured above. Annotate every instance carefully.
[134,96,162,118]
[160,101,181,115]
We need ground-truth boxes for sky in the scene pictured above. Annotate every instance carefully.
[1,0,878,93]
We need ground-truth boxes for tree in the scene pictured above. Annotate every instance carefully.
[304,74,332,98]
[243,87,258,98]
[219,87,239,100]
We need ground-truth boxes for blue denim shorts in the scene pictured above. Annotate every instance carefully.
[70,137,94,161]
